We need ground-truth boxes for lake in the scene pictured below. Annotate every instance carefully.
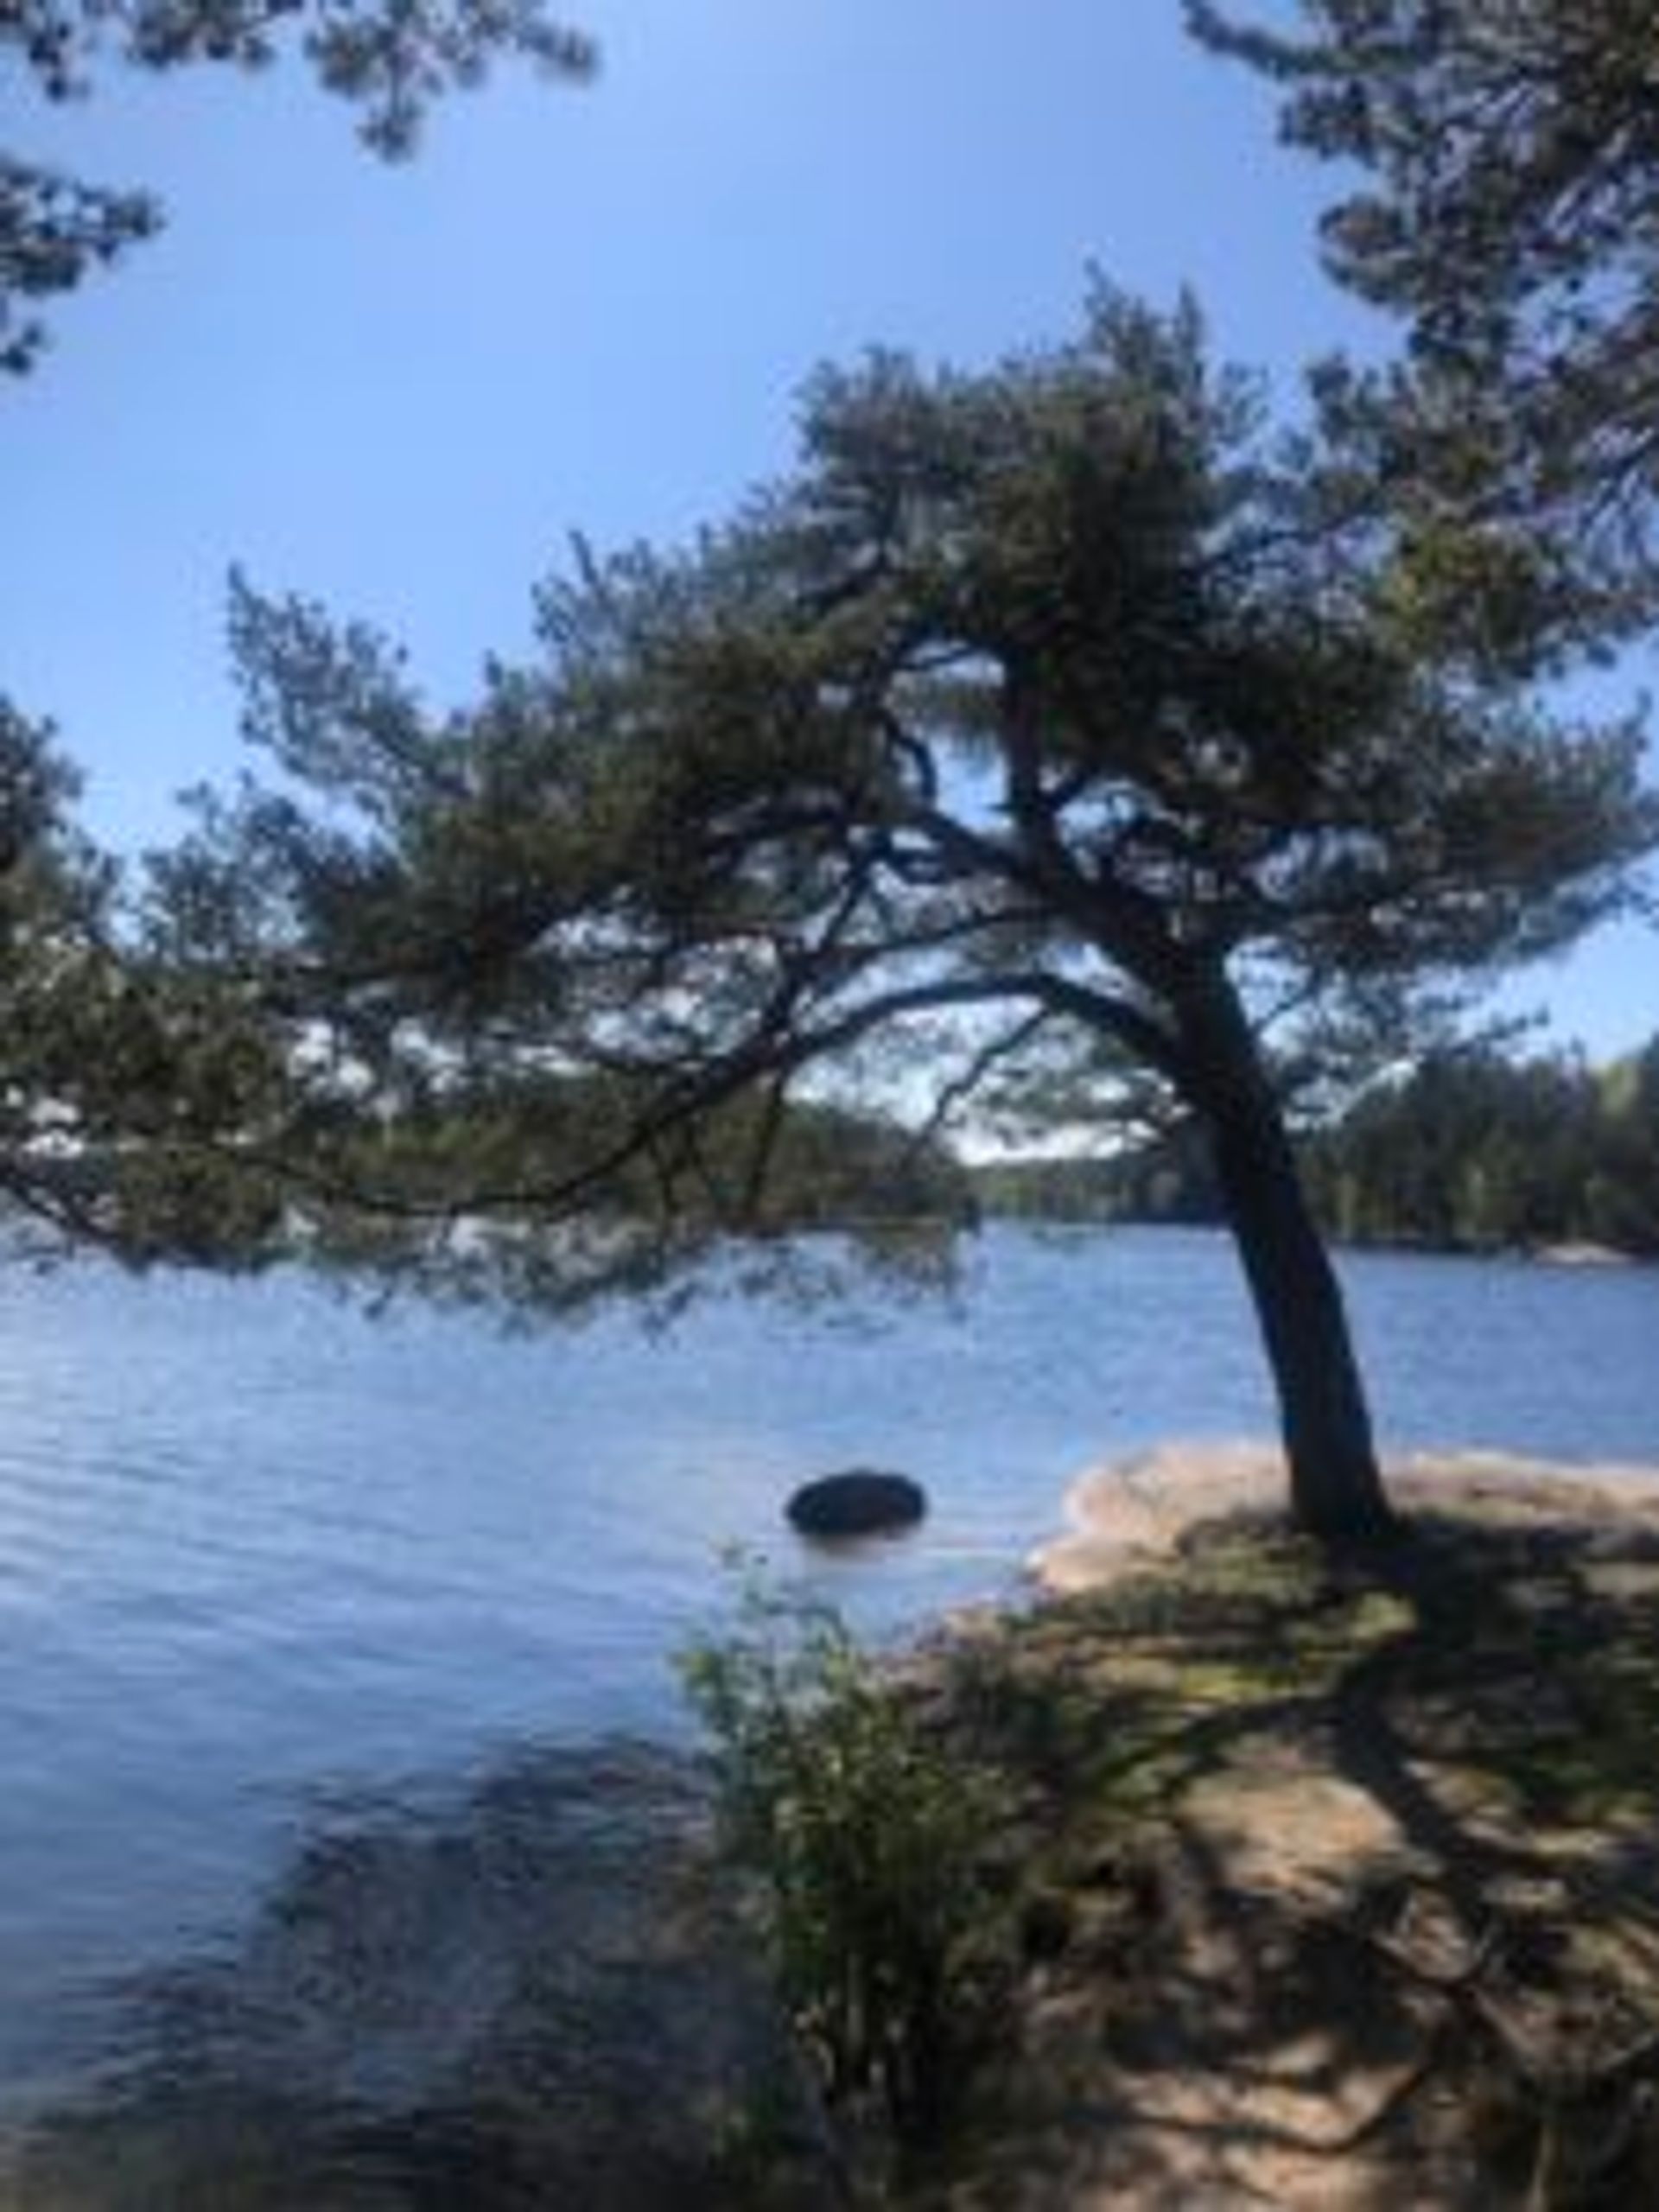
[0,1225,1655,2190]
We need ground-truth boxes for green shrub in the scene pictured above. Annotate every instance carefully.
[681,1567,1005,2145]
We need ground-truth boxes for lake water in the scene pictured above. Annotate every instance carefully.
[0,1225,1656,2188]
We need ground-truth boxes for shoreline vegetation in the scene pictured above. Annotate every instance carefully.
[969,1036,1659,1268]
[698,1444,1659,2209]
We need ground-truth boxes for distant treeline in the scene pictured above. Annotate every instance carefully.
[972,1121,1220,1229]
[971,1039,1659,1259]
[1303,1040,1659,1258]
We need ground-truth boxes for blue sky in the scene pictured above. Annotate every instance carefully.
[3,0,1652,1054]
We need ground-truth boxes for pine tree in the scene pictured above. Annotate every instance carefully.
[150,294,1658,1536]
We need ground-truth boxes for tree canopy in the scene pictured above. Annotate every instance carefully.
[3,0,595,373]
[0,702,284,1262]
[147,290,1656,1532]
[978,1033,1659,1262]
[1189,0,1659,649]
[1304,1036,1659,1259]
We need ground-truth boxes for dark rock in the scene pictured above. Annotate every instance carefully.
[785,1470,928,1541]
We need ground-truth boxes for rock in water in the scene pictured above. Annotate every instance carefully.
[786,1470,928,1540]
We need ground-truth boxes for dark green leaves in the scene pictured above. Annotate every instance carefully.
[1192,0,1659,635]
[142,292,1657,1309]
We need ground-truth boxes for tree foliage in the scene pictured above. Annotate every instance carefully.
[0,700,284,1260]
[3,0,595,373]
[147,291,1657,1530]
[681,1569,1006,2145]
[979,1034,1659,1261]
[1305,1036,1659,1258]
[152,293,1651,1239]
[1189,0,1659,650]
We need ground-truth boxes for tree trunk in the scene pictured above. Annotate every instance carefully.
[1180,978,1395,1542]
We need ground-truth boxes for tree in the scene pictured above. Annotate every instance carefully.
[1,0,598,1254]
[1301,1033,1659,1258]
[149,293,1657,1539]
[1187,0,1659,655]
[3,0,595,374]
[0,700,285,1261]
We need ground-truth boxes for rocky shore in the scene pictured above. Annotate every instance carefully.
[894,1441,1659,2208]
[1033,1437,1659,1592]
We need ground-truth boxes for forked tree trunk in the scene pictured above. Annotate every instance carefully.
[1179,978,1395,1542]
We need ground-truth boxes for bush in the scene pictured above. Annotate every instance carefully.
[680,1568,1005,2146]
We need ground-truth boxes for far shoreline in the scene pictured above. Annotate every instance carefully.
[978,1212,1658,1270]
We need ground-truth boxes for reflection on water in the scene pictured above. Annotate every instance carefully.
[7,1742,820,2210]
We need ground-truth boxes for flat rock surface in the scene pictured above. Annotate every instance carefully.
[1033,1440,1659,1594]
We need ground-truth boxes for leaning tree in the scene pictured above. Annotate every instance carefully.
[149,293,1656,1539]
